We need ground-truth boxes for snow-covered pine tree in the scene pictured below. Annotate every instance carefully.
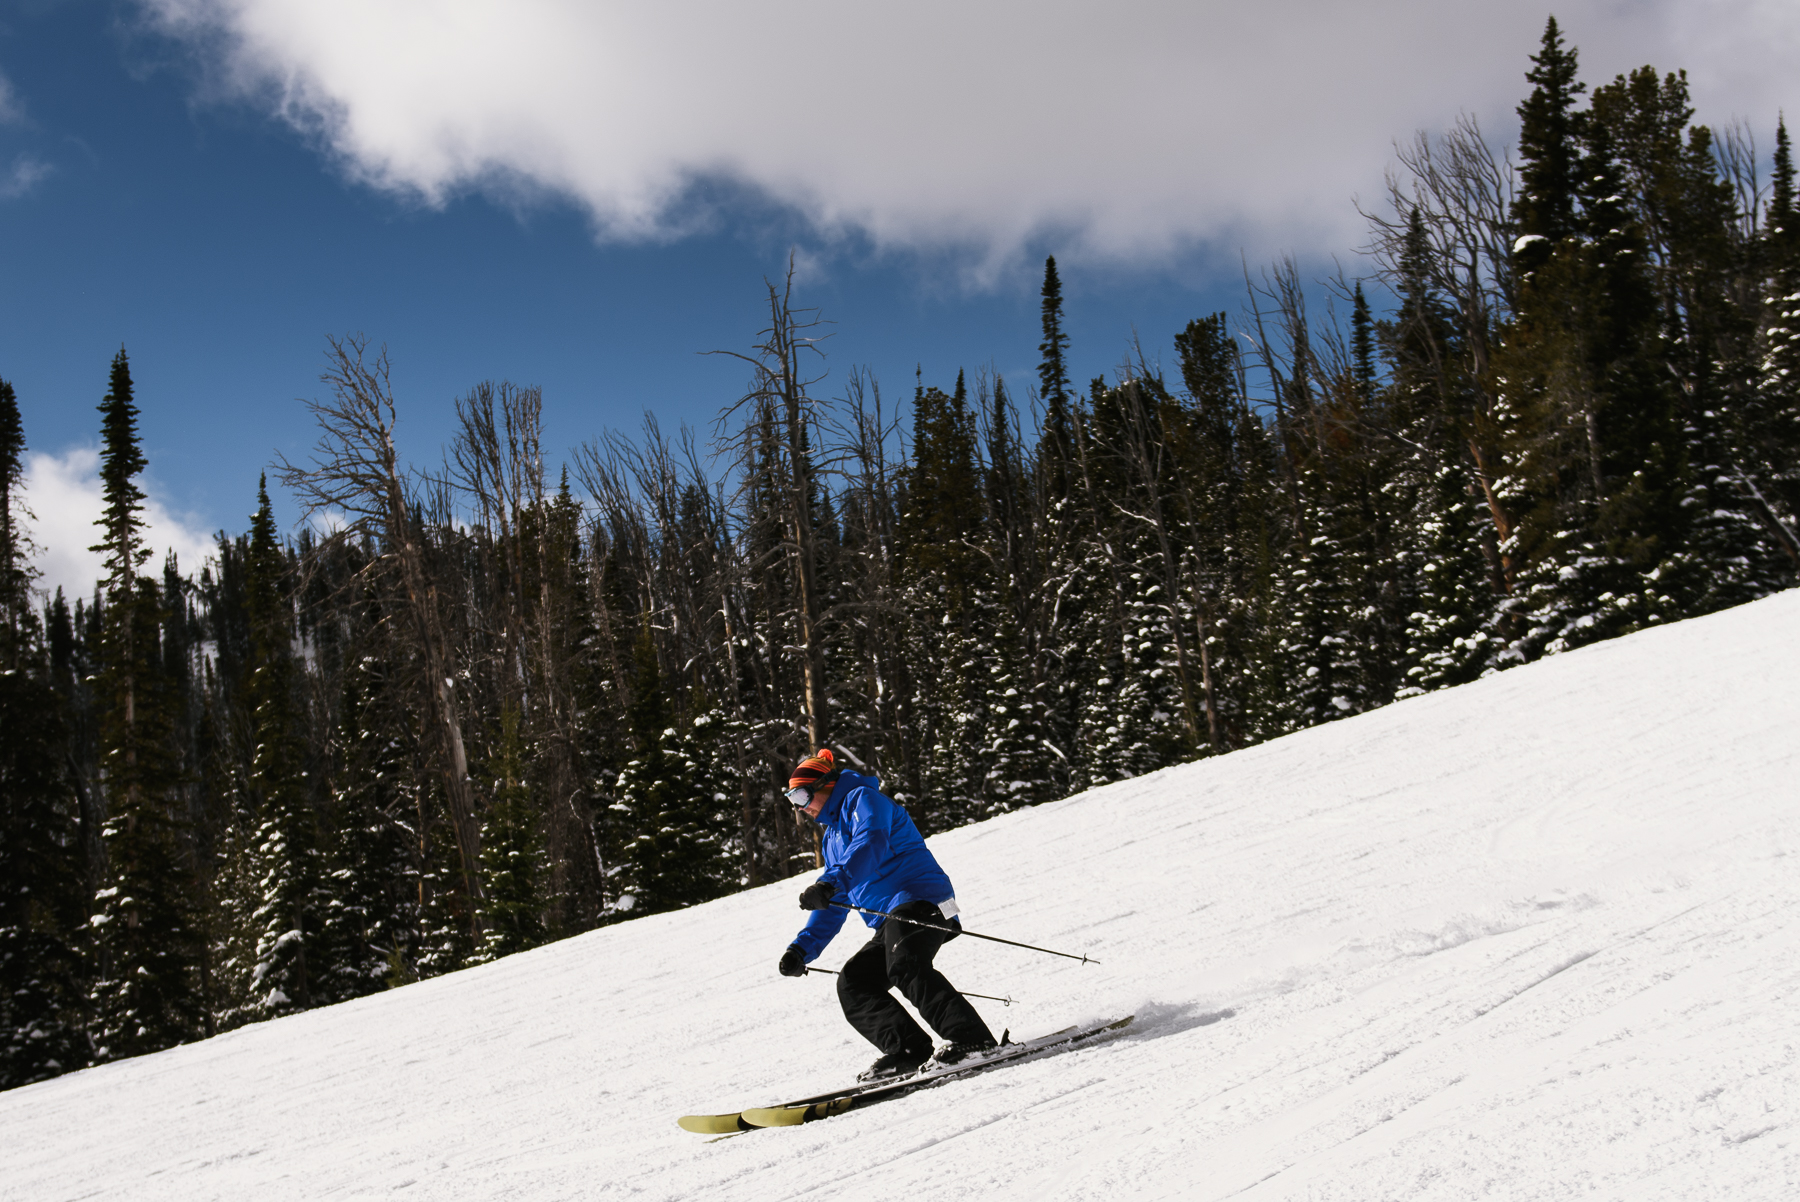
[0,377,39,670]
[0,390,91,1084]
[318,645,419,999]
[238,478,328,1019]
[1590,68,1783,616]
[1091,372,1203,765]
[1379,221,1494,696]
[1062,381,1166,786]
[897,373,991,829]
[1171,312,1284,749]
[87,350,207,1061]
[471,703,546,963]
[1747,117,1800,563]
[607,623,733,917]
[1491,68,1677,664]
[981,575,1059,810]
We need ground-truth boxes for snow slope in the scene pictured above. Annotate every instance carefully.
[4,593,1798,1201]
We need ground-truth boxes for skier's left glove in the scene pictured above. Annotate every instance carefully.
[778,944,807,977]
[798,881,836,911]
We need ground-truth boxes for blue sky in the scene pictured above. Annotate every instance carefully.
[3,0,1795,598]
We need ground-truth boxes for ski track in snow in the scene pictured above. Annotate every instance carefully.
[4,592,1799,1200]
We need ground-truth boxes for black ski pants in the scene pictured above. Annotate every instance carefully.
[837,899,995,1059]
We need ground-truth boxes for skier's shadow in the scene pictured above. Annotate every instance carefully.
[1126,1001,1238,1040]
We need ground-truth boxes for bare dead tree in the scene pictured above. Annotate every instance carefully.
[711,258,837,757]
[1365,114,1518,587]
[450,381,605,929]
[275,335,485,926]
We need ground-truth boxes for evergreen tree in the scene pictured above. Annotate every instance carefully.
[899,374,983,591]
[1350,284,1378,404]
[980,578,1058,809]
[318,642,418,999]
[1383,213,1494,694]
[87,350,205,1061]
[0,672,91,1087]
[472,703,546,963]
[239,478,326,1018]
[1173,313,1273,746]
[1038,257,1074,478]
[898,372,994,823]
[608,623,731,916]
[0,378,38,670]
[1494,60,1682,663]
[1513,17,1587,276]
[0,390,90,1084]
[1753,117,1800,547]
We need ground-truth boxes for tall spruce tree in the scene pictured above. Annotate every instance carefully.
[1038,257,1074,479]
[1753,117,1800,551]
[318,637,419,999]
[1513,17,1587,277]
[239,478,326,1017]
[87,350,206,1060]
[0,378,37,669]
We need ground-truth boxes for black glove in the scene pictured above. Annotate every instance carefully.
[798,881,836,912]
[778,944,807,977]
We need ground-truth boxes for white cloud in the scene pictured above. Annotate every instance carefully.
[1,154,52,199]
[138,1,1800,278]
[0,70,22,126]
[306,508,348,537]
[21,447,220,604]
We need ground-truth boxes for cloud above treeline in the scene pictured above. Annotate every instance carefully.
[0,67,27,127]
[140,1,1799,277]
[22,448,219,605]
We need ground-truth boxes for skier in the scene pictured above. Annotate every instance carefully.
[777,749,999,1080]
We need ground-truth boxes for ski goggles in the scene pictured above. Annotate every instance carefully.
[785,773,837,811]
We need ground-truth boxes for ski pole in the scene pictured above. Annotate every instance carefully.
[804,966,1016,1007]
[829,901,1098,965]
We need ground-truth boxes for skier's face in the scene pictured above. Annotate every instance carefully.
[788,777,833,819]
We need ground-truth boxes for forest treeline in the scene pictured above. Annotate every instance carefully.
[3,19,1797,1088]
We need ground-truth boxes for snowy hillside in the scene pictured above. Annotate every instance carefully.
[4,593,1798,1201]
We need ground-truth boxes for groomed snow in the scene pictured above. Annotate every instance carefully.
[4,593,1797,1201]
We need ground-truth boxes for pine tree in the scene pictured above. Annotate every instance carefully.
[980,377,1058,809]
[1038,257,1074,482]
[318,643,419,999]
[1172,312,1273,747]
[980,578,1058,810]
[87,349,205,1061]
[471,703,545,963]
[1493,60,1682,663]
[0,377,39,670]
[1383,214,1494,695]
[1751,116,1800,553]
[898,372,993,824]
[0,671,92,1087]
[608,623,731,916]
[0,389,91,1085]
[1512,17,1587,276]
[238,478,326,1018]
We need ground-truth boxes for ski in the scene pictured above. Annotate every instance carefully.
[677,1015,1132,1134]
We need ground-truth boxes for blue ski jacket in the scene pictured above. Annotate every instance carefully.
[791,769,956,963]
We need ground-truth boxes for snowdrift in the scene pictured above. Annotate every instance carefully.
[4,592,1798,1201]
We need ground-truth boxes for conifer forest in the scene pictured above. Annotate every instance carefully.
[3,21,1798,1088]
